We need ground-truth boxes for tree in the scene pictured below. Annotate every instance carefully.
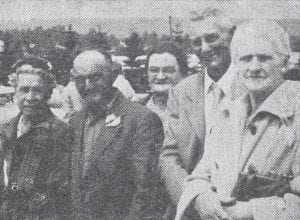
[84,28,110,51]
[124,32,144,66]
[63,24,77,52]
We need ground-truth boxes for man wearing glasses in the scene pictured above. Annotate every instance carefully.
[69,50,164,220]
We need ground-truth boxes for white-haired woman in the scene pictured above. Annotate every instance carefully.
[176,20,300,220]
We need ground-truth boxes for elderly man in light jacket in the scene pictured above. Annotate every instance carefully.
[176,20,300,220]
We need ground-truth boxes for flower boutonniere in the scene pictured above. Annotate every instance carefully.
[105,113,121,127]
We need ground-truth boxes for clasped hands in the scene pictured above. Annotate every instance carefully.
[194,191,253,220]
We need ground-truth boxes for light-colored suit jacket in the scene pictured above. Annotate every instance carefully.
[159,69,244,207]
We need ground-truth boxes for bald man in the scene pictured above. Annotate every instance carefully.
[69,50,165,220]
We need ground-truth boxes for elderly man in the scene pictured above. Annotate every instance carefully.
[0,56,72,219]
[159,8,244,219]
[69,50,164,220]
[176,20,300,220]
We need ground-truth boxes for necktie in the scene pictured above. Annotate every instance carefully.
[212,82,225,107]
[208,83,225,133]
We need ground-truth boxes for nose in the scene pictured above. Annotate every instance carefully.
[25,90,35,101]
[201,40,211,54]
[249,57,261,72]
[156,70,166,80]
[85,78,94,89]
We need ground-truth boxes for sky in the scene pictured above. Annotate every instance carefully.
[0,0,300,36]
[0,0,300,21]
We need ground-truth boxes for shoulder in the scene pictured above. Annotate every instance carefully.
[279,81,300,110]
[173,73,203,93]
[171,72,204,102]
[124,100,160,122]
[284,80,300,96]
[48,114,70,135]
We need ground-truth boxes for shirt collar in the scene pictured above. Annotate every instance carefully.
[18,108,54,132]
[239,80,296,123]
[204,64,237,97]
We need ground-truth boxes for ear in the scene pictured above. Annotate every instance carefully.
[227,26,236,43]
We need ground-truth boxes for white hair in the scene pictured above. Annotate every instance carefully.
[230,20,291,63]
[190,7,235,33]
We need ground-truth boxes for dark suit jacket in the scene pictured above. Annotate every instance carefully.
[0,109,72,219]
[70,93,164,220]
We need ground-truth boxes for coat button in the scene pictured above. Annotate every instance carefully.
[250,125,257,135]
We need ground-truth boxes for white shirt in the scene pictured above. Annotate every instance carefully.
[204,65,237,134]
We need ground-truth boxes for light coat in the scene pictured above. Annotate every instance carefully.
[176,80,300,220]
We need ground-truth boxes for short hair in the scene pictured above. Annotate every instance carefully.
[230,20,291,63]
[12,56,55,94]
[190,7,235,34]
[146,41,189,76]
[72,50,119,85]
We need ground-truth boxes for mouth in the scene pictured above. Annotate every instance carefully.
[151,84,172,92]
[246,75,264,79]
[201,52,218,62]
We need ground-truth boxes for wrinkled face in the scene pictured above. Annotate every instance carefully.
[74,62,116,108]
[235,38,286,94]
[189,18,232,70]
[14,73,49,117]
[148,52,182,93]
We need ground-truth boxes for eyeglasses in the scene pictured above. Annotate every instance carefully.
[192,33,220,47]
[148,66,177,74]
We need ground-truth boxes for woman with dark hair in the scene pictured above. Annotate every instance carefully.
[146,41,188,127]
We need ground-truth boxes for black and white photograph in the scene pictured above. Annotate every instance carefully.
[0,0,299,219]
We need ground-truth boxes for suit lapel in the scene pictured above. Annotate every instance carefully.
[70,110,86,205]
[82,94,127,177]
[1,116,18,186]
[186,72,206,142]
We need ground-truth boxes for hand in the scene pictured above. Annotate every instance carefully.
[194,192,231,220]
[224,202,253,220]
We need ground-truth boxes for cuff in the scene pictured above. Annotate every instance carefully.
[175,179,211,220]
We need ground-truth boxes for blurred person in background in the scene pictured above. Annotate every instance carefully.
[0,56,72,219]
[283,51,300,81]
[146,41,188,128]
[176,20,300,220]
[159,8,244,220]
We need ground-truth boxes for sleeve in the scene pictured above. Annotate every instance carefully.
[125,110,164,220]
[47,124,73,218]
[248,115,300,220]
[158,87,189,205]
[175,144,214,220]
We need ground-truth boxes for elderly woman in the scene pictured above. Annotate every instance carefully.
[146,41,188,127]
[175,20,300,220]
[0,56,72,219]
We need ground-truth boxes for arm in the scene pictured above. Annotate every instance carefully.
[224,136,300,220]
[46,124,73,218]
[159,87,190,204]
[125,111,164,220]
[175,142,223,220]
[240,151,300,220]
